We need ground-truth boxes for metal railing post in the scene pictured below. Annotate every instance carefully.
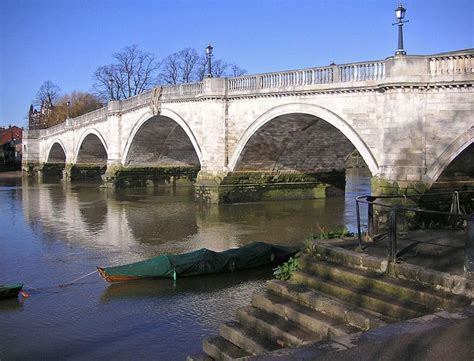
[464,215,474,280]
[389,207,398,262]
[367,196,374,238]
[356,199,362,248]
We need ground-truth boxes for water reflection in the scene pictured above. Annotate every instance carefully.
[21,168,370,259]
[0,298,23,312]
[1,168,371,361]
[101,267,272,303]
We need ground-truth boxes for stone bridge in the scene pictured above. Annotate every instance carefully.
[23,49,474,202]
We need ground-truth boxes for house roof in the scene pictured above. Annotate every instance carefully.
[0,126,23,146]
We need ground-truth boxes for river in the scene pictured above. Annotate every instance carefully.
[0,168,370,360]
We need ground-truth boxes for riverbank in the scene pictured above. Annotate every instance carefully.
[0,170,22,178]
[189,235,473,359]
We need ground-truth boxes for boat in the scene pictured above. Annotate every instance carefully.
[0,283,23,300]
[98,242,299,283]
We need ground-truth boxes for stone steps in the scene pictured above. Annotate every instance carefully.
[292,269,429,319]
[186,353,213,361]
[300,255,469,311]
[220,320,279,355]
[191,242,472,360]
[266,279,389,330]
[251,291,358,338]
[202,336,250,361]
[236,305,320,348]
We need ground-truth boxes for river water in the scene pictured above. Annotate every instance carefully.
[0,168,370,360]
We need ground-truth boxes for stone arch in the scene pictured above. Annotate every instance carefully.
[46,140,67,163]
[75,129,108,164]
[122,108,202,167]
[426,127,474,185]
[228,103,379,175]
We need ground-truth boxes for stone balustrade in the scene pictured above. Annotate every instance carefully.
[228,61,388,93]
[429,52,473,76]
[338,61,385,82]
[31,49,473,135]
[73,107,108,125]
[121,92,152,113]
[228,66,337,92]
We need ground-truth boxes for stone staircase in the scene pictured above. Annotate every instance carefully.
[188,242,471,360]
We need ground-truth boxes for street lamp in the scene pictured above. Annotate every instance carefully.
[393,3,408,56]
[108,78,114,100]
[206,44,213,78]
[66,100,71,118]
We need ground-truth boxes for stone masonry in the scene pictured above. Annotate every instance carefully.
[22,49,474,199]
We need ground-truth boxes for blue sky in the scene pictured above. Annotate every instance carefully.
[0,0,472,128]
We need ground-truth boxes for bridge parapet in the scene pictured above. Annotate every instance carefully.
[228,50,473,95]
[73,107,108,126]
[29,49,473,137]
[228,60,387,94]
[428,50,473,77]
[108,81,205,115]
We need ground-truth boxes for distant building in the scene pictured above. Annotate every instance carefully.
[0,125,23,168]
[28,100,53,130]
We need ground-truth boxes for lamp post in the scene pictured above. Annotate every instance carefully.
[108,78,114,100]
[206,44,213,78]
[393,3,408,56]
[66,101,71,119]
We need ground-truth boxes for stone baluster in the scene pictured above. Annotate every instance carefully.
[331,65,338,83]
[256,75,262,90]
[429,58,435,75]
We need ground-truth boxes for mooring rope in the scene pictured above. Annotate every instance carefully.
[59,270,98,288]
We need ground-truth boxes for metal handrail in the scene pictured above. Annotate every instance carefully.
[355,191,474,266]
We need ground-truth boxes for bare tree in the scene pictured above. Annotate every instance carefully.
[180,48,200,83]
[229,63,247,77]
[194,55,247,80]
[93,64,125,101]
[195,56,228,80]
[195,56,208,81]
[160,52,181,85]
[35,81,61,107]
[212,59,229,78]
[93,45,161,101]
[159,48,201,84]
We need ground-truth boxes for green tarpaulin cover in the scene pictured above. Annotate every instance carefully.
[103,242,299,279]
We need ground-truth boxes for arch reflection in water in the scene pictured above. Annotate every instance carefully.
[22,183,135,253]
[22,168,370,260]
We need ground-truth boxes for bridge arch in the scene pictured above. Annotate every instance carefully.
[122,108,202,167]
[46,139,67,163]
[228,103,379,175]
[426,127,474,185]
[75,128,108,164]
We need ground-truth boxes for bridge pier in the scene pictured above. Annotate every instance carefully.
[70,164,107,182]
[101,165,199,189]
[195,170,346,204]
[22,160,42,179]
[371,176,429,198]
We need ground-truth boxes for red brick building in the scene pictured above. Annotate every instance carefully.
[0,125,23,167]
